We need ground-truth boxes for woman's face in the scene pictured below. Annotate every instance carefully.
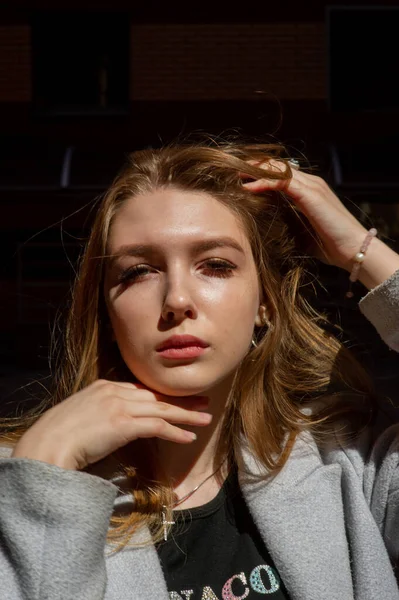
[104,187,262,396]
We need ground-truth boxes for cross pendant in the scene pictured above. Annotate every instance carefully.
[161,506,175,541]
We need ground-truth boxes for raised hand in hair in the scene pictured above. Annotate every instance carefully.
[241,160,370,271]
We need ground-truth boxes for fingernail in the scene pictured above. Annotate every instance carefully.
[187,432,197,441]
[199,412,213,423]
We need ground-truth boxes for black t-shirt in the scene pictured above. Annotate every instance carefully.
[156,466,290,599]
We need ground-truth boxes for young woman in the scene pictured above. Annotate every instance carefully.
[1,141,399,600]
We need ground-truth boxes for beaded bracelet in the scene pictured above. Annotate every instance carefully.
[345,228,378,298]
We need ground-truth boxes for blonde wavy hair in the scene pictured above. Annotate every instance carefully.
[0,140,378,553]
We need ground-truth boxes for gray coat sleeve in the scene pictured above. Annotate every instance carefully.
[0,454,119,600]
[358,268,399,352]
[358,269,399,574]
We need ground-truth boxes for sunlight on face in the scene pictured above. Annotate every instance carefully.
[104,187,261,396]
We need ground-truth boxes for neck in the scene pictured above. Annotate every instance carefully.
[154,375,234,507]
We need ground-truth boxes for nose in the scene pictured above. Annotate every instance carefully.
[161,274,197,323]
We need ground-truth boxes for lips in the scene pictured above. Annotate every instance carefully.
[156,335,209,352]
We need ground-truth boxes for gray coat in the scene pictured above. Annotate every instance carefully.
[1,269,399,600]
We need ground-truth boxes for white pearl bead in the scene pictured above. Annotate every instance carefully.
[355,252,365,262]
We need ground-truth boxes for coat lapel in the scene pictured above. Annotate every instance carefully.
[97,466,169,600]
[104,523,169,600]
[238,431,355,600]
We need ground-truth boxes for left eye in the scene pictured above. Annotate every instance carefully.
[201,260,236,278]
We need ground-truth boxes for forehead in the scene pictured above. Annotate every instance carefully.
[108,187,250,251]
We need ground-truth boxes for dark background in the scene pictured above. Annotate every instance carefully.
[1,1,399,415]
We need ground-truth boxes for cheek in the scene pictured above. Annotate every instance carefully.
[112,285,157,317]
[209,285,260,349]
[221,307,255,347]
[219,279,260,317]
[108,294,155,346]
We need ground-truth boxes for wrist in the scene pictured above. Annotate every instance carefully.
[11,439,78,471]
[350,236,399,292]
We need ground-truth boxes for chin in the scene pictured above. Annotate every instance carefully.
[132,365,237,398]
[122,340,244,394]
[143,380,211,398]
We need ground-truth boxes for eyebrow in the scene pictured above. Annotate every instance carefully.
[106,236,245,267]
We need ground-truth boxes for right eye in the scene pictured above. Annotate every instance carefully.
[117,264,156,284]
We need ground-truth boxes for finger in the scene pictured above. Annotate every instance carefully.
[242,161,318,188]
[110,386,210,413]
[129,418,198,444]
[124,400,213,427]
[242,171,338,227]
[99,380,209,408]
[262,158,292,173]
[239,159,289,181]
[243,168,330,209]
[243,177,290,192]
[243,172,305,198]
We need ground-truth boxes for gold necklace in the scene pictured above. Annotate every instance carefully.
[161,459,228,541]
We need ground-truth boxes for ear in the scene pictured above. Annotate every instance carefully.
[254,304,269,327]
